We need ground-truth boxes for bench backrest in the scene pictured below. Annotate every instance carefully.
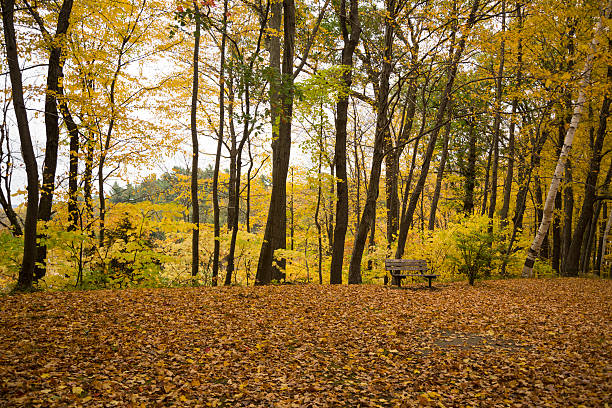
[385,259,428,271]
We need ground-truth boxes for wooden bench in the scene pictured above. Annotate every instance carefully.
[385,259,439,288]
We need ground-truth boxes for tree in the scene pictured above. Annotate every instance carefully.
[522,1,610,278]
[348,0,397,284]
[2,0,39,291]
[190,1,202,281]
[395,0,482,259]
[330,0,360,285]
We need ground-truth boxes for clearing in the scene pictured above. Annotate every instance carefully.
[0,278,610,407]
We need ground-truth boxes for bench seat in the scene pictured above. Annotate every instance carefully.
[385,259,439,288]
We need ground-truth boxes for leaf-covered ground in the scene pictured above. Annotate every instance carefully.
[1,278,610,407]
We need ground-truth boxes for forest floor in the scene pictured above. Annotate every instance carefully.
[0,278,610,407]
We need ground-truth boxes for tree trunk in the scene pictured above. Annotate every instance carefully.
[500,118,549,275]
[487,0,505,224]
[225,124,246,286]
[2,0,39,291]
[246,137,253,233]
[400,106,427,223]
[330,0,360,285]
[60,93,80,233]
[387,82,418,242]
[599,205,612,273]
[256,0,296,284]
[83,129,94,223]
[396,0,481,259]
[500,2,522,225]
[564,61,611,276]
[348,0,395,284]
[0,121,23,236]
[561,161,574,272]
[463,118,477,213]
[227,63,237,230]
[522,3,609,277]
[33,0,74,281]
[595,162,612,271]
[551,130,563,272]
[481,142,493,216]
[315,133,323,284]
[190,3,201,280]
[534,172,550,259]
[428,108,452,230]
[212,0,228,286]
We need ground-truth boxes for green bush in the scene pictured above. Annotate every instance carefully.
[448,215,505,285]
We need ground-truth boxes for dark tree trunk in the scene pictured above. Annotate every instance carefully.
[83,130,94,223]
[564,64,611,276]
[463,118,477,213]
[60,94,80,233]
[190,3,201,280]
[315,134,323,284]
[2,0,39,291]
[500,3,522,226]
[428,108,452,230]
[481,143,493,216]
[256,0,296,284]
[581,206,598,273]
[500,119,549,275]
[561,161,574,272]
[225,130,245,286]
[330,0,360,284]
[595,162,612,271]
[387,82,417,242]
[396,0,481,259]
[354,104,360,230]
[226,20,265,284]
[596,203,608,273]
[487,0,505,224]
[534,172,549,259]
[551,127,564,272]
[0,122,22,236]
[33,0,74,281]
[246,137,253,233]
[348,0,395,284]
[227,63,237,230]
[212,0,228,286]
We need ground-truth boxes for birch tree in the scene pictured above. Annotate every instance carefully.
[522,0,611,277]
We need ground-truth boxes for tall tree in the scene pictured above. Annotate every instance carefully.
[190,1,201,281]
[256,0,326,283]
[395,0,482,259]
[487,0,505,225]
[330,0,360,285]
[522,1,610,277]
[256,0,296,284]
[212,0,228,286]
[347,0,396,284]
[25,0,75,281]
[2,0,39,290]
[428,107,452,230]
[564,61,611,275]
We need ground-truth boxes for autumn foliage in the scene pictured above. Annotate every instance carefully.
[1,278,610,406]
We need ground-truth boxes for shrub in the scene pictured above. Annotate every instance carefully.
[448,215,504,285]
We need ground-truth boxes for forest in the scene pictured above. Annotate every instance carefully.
[1,0,611,291]
[1,0,612,405]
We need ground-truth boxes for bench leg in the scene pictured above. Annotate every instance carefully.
[428,277,432,288]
